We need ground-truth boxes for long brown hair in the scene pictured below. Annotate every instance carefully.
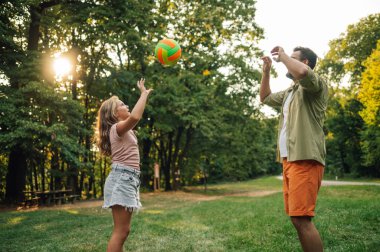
[96,96,119,156]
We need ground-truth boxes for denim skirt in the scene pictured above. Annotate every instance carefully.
[102,163,142,212]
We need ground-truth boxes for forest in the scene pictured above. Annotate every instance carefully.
[0,1,379,203]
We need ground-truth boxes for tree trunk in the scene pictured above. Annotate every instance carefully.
[70,42,79,100]
[27,6,42,51]
[79,172,85,196]
[50,148,59,190]
[58,160,65,189]
[67,164,78,193]
[171,127,183,190]
[141,137,153,188]
[100,157,107,197]
[89,171,95,198]
[339,148,349,174]
[29,165,34,192]
[5,148,27,203]
[40,155,46,192]
[33,164,39,192]
[177,127,193,179]
[166,132,174,190]
[141,119,154,189]
[160,138,171,191]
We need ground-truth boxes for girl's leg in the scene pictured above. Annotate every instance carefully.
[107,205,133,252]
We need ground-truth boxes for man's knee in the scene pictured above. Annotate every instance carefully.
[290,216,311,230]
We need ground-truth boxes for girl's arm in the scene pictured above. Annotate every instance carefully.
[116,78,153,136]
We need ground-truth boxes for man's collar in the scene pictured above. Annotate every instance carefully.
[291,81,300,91]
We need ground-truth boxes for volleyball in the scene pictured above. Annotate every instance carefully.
[155,39,181,66]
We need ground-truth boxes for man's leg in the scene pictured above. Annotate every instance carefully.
[291,216,323,252]
[285,160,324,251]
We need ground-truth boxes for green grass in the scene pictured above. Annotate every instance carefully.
[183,176,283,195]
[1,176,379,252]
[322,173,380,183]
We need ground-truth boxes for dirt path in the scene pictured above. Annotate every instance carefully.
[6,177,377,212]
[0,199,104,212]
[50,176,379,211]
[4,189,281,212]
[142,189,281,202]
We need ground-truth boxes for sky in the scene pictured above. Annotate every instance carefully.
[254,0,380,116]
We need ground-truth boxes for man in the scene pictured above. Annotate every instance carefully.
[260,46,328,252]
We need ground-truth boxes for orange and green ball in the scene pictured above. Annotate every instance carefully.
[155,39,181,66]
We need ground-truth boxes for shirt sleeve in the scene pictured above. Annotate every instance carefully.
[110,123,122,141]
[299,67,323,93]
[263,90,287,108]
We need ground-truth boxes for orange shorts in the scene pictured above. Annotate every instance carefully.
[282,158,324,217]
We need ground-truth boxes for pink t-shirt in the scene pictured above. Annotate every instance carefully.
[110,124,140,169]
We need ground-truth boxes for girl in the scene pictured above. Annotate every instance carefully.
[96,78,153,252]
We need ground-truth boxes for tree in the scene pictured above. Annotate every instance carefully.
[319,13,380,87]
[1,0,280,201]
[357,41,380,175]
[1,0,85,202]
[325,96,364,176]
[358,40,380,126]
[141,0,266,190]
[320,13,380,177]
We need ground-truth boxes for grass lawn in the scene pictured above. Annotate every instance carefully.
[322,173,380,183]
[1,176,379,252]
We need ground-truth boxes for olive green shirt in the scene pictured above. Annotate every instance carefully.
[263,67,328,165]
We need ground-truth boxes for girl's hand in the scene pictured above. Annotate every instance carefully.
[137,78,153,95]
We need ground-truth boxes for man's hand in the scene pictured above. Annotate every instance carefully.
[270,46,286,62]
[261,56,272,74]
[260,56,272,103]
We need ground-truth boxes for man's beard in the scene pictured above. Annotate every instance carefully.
[286,72,294,80]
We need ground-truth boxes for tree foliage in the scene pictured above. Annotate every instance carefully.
[0,0,280,202]
[358,40,380,126]
[319,13,380,87]
[320,13,380,177]
[357,41,380,173]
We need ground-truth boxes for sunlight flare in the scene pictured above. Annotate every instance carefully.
[53,57,72,77]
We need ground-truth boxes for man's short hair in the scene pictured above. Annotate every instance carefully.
[294,47,318,69]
